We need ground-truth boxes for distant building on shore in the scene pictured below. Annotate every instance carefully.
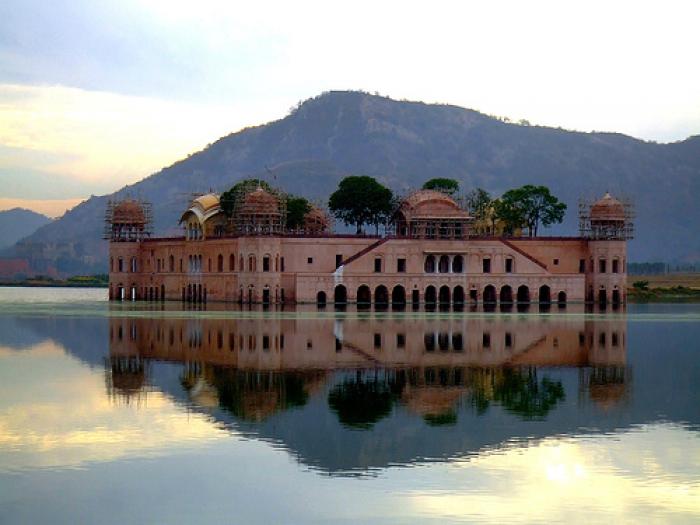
[107,185,632,305]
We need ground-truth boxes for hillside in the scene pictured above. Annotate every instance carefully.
[0,208,51,250]
[12,91,700,274]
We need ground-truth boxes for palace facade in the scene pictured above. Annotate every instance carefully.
[107,187,631,305]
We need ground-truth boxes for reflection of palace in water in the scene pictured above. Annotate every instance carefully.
[108,310,628,424]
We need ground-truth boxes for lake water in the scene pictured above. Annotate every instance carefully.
[0,287,698,524]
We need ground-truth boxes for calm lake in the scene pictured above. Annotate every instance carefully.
[0,287,698,524]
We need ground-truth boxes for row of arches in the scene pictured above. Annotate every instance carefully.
[326,284,566,306]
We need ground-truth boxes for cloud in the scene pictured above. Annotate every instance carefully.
[0,83,286,190]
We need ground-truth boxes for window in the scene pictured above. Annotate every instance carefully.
[263,256,270,272]
[118,257,123,272]
[579,259,585,273]
[229,254,235,271]
[397,258,406,273]
[612,332,619,347]
[249,255,255,272]
[612,259,619,273]
[553,258,559,266]
[207,258,211,272]
[280,257,285,272]
[482,333,491,348]
[262,335,270,351]
[217,254,223,272]
[505,332,513,348]
[306,339,313,349]
[374,257,382,273]
[396,333,405,348]
[599,259,607,273]
[336,254,343,268]
[505,258,513,273]
[374,333,381,348]
[482,258,491,273]
[307,257,313,264]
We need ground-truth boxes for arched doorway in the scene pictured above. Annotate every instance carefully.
[334,285,348,305]
[425,286,437,304]
[356,285,371,305]
[557,291,567,304]
[483,285,497,304]
[612,289,621,305]
[391,285,406,305]
[424,255,436,273]
[452,255,464,273]
[439,285,451,304]
[517,285,530,303]
[316,291,327,306]
[375,285,389,305]
[500,285,513,304]
[438,255,450,273]
[453,286,465,305]
[539,285,551,304]
[598,288,607,305]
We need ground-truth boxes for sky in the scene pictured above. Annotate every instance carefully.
[1,0,699,217]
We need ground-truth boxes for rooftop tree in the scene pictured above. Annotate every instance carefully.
[497,185,566,237]
[329,176,393,234]
[422,177,460,195]
[286,195,312,230]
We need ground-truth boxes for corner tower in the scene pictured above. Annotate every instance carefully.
[580,193,634,304]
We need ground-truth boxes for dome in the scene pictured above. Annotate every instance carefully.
[590,193,625,222]
[239,187,282,216]
[399,189,470,221]
[192,193,220,213]
[180,193,222,224]
[112,199,146,224]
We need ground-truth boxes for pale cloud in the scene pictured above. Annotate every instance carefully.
[0,83,283,186]
[407,426,700,522]
[0,341,227,471]
[0,0,699,209]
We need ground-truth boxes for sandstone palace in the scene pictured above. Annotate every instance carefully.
[106,180,633,306]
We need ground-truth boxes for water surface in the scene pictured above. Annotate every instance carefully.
[0,287,698,523]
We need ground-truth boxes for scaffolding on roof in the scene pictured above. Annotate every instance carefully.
[578,196,634,240]
[104,198,153,241]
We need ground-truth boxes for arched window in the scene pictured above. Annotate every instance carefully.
[248,255,256,272]
[168,255,174,272]
[424,255,436,273]
[438,255,450,273]
[217,254,224,272]
[229,254,235,271]
[452,255,464,273]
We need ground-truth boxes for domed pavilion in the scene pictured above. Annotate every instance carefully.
[394,189,473,239]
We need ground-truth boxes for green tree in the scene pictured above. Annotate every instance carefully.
[492,197,525,235]
[286,195,311,230]
[422,177,460,195]
[497,185,566,237]
[328,176,393,234]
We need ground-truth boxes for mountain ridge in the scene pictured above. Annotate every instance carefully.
[10,91,700,274]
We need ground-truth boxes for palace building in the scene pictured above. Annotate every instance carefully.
[107,186,632,305]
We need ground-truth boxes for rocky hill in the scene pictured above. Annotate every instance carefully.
[12,91,700,274]
[0,208,50,250]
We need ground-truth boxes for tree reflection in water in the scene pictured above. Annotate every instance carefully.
[328,371,402,430]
